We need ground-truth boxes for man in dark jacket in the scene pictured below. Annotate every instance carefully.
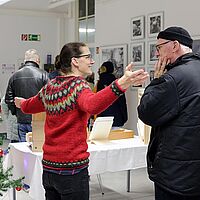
[5,49,49,142]
[138,26,200,200]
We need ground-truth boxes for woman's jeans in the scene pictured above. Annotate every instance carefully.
[42,168,89,200]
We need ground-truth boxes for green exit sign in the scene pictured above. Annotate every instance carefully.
[21,34,41,41]
[28,34,41,41]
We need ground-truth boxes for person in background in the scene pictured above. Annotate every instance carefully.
[85,72,95,130]
[49,55,61,80]
[5,49,49,142]
[85,72,95,91]
[138,26,200,200]
[96,61,128,129]
[14,42,148,200]
[1,95,18,143]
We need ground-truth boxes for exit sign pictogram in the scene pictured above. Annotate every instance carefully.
[21,34,41,41]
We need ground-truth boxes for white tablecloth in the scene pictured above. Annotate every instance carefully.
[6,137,147,200]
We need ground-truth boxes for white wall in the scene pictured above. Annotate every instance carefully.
[0,9,66,96]
[1,0,200,133]
[95,0,200,133]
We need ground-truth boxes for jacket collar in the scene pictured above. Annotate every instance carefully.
[165,53,200,71]
[24,61,39,68]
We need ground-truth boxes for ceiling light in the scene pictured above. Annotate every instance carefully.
[0,0,11,6]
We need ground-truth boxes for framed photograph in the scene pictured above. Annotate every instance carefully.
[144,67,155,87]
[130,42,144,65]
[148,40,158,64]
[192,35,200,54]
[147,11,164,37]
[99,44,127,78]
[131,15,145,40]
[148,68,155,81]
[130,67,145,90]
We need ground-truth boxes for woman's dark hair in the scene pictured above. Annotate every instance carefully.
[59,42,87,74]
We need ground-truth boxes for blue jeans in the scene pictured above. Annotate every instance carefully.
[42,168,89,200]
[18,123,32,142]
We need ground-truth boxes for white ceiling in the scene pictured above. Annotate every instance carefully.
[0,0,71,13]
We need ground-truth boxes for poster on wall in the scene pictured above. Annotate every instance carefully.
[148,40,158,64]
[99,44,127,78]
[130,42,145,65]
[131,15,145,40]
[147,11,164,38]
[1,64,15,74]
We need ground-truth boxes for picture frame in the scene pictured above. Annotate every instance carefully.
[144,67,155,87]
[192,35,200,54]
[148,40,158,64]
[130,67,145,90]
[131,15,145,40]
[148,68,155,82]
[99,44,127,78]
[130,42,145,65]
[147,11,164,38]
[149,69,155,82]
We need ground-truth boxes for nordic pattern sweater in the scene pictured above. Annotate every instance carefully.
[20,76,125,170]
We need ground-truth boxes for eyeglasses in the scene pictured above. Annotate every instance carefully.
[75,54,93,60]
[156,41,171,51]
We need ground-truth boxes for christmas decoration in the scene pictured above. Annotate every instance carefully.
[15,186,22,191]
[22,183,30,193]
[0,147,24,196]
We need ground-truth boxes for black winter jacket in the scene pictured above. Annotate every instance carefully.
[5,61,49,123]
[138,53,200,196]
[96,73,128,127]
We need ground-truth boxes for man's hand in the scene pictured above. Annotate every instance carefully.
[154,57,170,78]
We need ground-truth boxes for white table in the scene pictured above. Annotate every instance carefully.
[5,137,147,200]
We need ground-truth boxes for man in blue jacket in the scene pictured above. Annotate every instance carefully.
[138,26,200,200]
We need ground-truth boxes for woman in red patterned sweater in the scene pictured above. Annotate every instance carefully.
[15,42,148,200]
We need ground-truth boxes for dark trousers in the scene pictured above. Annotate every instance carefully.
[42,168,89,200]
[155,184,200,200]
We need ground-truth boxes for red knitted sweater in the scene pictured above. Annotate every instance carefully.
[20,76,125,170]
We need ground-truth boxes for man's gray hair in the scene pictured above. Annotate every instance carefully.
[180,44,192,53]
[24,49,40,63]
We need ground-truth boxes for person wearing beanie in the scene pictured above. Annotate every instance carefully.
[96,61,128,129]
[138,26,200,200]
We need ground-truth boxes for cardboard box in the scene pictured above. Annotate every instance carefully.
[137,88,151,144]
[109,129,134,140]
[32,141,44,152]
[143,125,151,144]
[32,112,45,152]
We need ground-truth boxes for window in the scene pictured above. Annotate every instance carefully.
[78,0,95,44]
